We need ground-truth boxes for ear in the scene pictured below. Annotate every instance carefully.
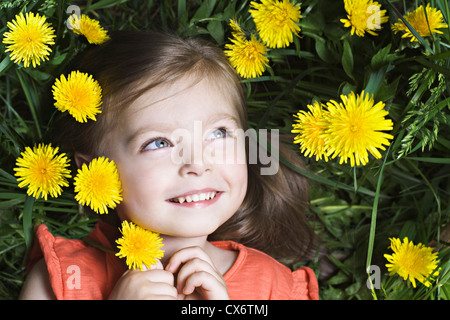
[74,153,93,169]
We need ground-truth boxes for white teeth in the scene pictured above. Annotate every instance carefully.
[171,192,217,203]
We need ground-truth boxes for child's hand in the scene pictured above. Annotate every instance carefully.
[108,267,178,300]
[165,246,229,300]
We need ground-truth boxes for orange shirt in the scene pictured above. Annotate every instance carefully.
[27,222,319,300]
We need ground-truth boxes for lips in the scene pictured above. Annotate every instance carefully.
[169,191,217,204]
[166,189,222,207]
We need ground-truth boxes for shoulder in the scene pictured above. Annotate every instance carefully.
[25,223,125,299]
[19,258,56,300]
[212,241,319,300]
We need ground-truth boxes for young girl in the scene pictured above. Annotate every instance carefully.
[19,31,319,300]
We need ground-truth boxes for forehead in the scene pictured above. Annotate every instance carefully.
[99,74,245,154]
[125,75,242,124]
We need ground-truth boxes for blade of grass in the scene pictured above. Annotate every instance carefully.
[15,69,42,140]
[366,145,391,299]
[385,0,434,54]
[257,66,328,129]
[279,153,385,198]
[405,158,442,249]
[405,156,450,164]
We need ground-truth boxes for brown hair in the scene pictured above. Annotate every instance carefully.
[56,31,317,267]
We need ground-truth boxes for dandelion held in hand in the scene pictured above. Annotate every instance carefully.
[68,14,110,45]
[2,11,56,68]
[384,237,439,288]
[52,71,103,123]
[116,220,164,271]
[392,4,448,42]
[340,0,388,37]
[250,0,301,48]
[14,144,71,200]
[323,91,393,167]
[292,101,329,162]
[225,20,268,79]
[74,157,123,214]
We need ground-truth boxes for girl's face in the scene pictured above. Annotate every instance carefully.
[104,76,248,237]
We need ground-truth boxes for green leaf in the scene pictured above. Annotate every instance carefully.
[315,37,339,64]
[192,0,217,22]
[207,19,224,44]
[23,196,35,248]
[0,55,12,76]
[371,44,399,70]
[364,68,385,96]
[342,39,354,80]
[86,0,129,11]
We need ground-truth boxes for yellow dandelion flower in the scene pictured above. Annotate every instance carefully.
[250,0,301,48]
[324,91,393,167]
[52,71,103,123]
[2,12,55,68]
[384,237,439,288]
[225,22,268,79]
[392,4,448,42]
[229,19,245,38]
[14,144,71,200]
[74,157,123,214]
[116,220,164,271]
[68,14,110,45]
[340,0,389,37]
[292,101,329,161]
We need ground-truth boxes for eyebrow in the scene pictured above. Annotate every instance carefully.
[126,122,174,146]
[206,113,241,127]
[126,113,241,145]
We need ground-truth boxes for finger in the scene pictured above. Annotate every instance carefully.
[110,269,177,300]
[140,271,178,299]
[183,271,229,300]
[144,282,178,299]
[147,294,178,300]
[126,269,174,286]
[165,246,217,274]
[143,269,175,286]
[176,257,224,292]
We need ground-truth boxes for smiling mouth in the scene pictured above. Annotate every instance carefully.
[168,191,219,204]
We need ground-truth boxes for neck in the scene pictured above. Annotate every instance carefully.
[159,234,209,266]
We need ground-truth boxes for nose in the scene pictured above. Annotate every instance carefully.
[178,146,212,176]
[179,161,211,176]
[178,132,212,177]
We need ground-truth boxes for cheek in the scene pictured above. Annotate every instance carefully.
[205,136,247,166]
[114,160,161,203]
[115,169,166,224]
[237,165,248,198]
[226,163,248,200]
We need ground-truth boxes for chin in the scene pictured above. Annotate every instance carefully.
[162,222,224,238]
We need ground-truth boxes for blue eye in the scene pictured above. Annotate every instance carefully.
[142,138,171,151]
[208,128,227,140]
